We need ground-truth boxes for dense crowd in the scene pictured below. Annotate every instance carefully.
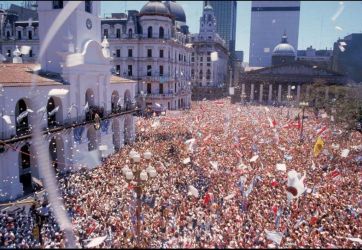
[1,99,362,248]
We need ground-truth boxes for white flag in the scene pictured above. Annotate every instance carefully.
[48,106,59,116]
[265,230,283,245]
[341,149,350,158]
[250,155,259,162]
[182,157,191,164]
[276,163,286,172]
[84,102,89,112]
[16,111,29,123]
[2,115,11,125]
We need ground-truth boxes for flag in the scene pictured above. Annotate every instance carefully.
[265,230,283,245]
[48,106,59,116]
[316,126,328,136]
[329,169,340,179]
[313,137,324,157]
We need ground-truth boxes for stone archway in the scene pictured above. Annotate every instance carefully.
[19,144,32,194]
[111,90,120,113]
[15,99,29,136]
[49,136,65,173]
[47,96,63,128]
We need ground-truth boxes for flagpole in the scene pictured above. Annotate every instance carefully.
[299,102,309,142]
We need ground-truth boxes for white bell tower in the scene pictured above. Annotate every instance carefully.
[199,4,217,39]
[37,1,101,73]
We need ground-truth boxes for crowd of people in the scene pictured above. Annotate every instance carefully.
[1,99,362,248]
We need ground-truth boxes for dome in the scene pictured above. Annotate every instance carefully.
[272,33,296,57]
[140,1,171,18]
[164,1,186,23]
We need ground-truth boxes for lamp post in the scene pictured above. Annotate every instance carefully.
[286,94,293,119]
[299,101,309,142]
[122,150,157,248]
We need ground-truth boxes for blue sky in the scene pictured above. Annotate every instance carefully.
[4,1,362,62]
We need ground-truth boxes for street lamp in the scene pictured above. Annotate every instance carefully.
[299,101,309,142]
[123,150,157,247]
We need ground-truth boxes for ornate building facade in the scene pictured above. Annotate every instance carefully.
[0,1,136,201]
[190,4,229,100]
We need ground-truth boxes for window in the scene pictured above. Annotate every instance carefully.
[128,29,132,38]
[160,49,164,58]
[206,69,211,80]
[159,65,164,76]
[17,30,22,40]
[116,49,120,57]
[128,49,132,57]
[148,26,153,38]
[159,84,164,94]
[147,65,152,76]
[147,83,152,94]
[116,29,121,38]
[128,65,132,76]
[52,0,63,9]
[6,31,10,39]
[116,65,120,75]
[103,29,108,38]
[28,31,32,40]
[7,50,11,57]
[159,27,164,39]
[147,49,152,58]
[29,50,33,57]
[191,69,195,78]
[207,52,211,55]
[191,57,194,62]
[199,70,203,80]
[85,0,92,13]
[207,57,211,62]
[207,63,211,67]
[200,57,203,62]
[179,54,182,61]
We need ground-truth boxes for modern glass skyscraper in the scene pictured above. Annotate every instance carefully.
[203,1,237,55]
[249,1,300,67]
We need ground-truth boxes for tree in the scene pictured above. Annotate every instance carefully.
[307,83,362,132]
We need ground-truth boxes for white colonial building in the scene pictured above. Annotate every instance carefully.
[1,1,193,111]
[0,1,136,201]
[102,0,193,110]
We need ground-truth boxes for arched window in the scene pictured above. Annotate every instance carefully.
[111,91,120,113]
[159,27,164,39]
[47,97,57,128]
[15,99,29,135]
[128,28,133,38]
[19,144,32,193]
[148,26,153,38]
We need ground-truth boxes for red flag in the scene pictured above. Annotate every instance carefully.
[203,193,211,205]
[310,216,318,225]
[329,169,340,179]
[316,126,328,136]
[272,205,278,215]
[272,119,277,127]
[271,180,278,187]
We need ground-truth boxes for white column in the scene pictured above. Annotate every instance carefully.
[297,85,301,102]
[250,84,254,101]
[306,85,311,99]
[278,84,282,102]
[268,84,272,102]
[287,85,291,96]
[259,84,263,103]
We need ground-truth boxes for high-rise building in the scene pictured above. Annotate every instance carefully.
[249,1,300,67]
[331,33,362,83]
[203,1,237,55]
